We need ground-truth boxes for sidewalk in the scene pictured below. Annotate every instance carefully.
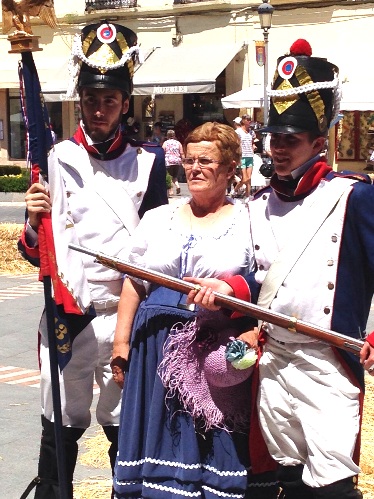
[0,189,192,206]
[0,192,25,207]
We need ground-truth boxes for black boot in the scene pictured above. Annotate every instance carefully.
[21,415,85,499]
[277,464,314,499]
[103,425,119,499]
[313,476,363,498]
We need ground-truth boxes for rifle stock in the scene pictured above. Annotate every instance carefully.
[69,244,364,356]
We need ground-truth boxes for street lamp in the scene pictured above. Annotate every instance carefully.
[258,0,274,126]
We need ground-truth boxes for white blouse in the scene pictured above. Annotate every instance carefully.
[121,199,254,292]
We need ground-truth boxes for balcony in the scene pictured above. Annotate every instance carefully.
[85,0,137,12]
[174,0,211,4]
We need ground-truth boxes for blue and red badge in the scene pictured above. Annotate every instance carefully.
[278,56,297,80]
[97,23,117,44]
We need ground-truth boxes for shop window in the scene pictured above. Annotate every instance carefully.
[183,70,226,128]
[9,95,26,160]
[337,111,374,162]
[46,102,63,141]
[8,92,64,159]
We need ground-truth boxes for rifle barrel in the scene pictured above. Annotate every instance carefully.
[69,244,364,356]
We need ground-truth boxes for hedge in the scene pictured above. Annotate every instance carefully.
[0,167,173,192]
[0,165,22,176]
[0,169,30,192]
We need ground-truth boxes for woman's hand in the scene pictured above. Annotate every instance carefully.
[360,337,374,376]
[25,183,51,230]
[237,327,259,351]
[184,277,233,311]
[111,278,145,389]
[110,349,129,389]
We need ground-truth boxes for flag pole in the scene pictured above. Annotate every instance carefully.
[9,34,69,499]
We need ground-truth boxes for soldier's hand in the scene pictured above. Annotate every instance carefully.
[25,183,51,230]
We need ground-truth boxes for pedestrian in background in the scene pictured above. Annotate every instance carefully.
[233,116,242,129]
[18,21,167,499]
[162,129,184,196]
[234,114,256,199]
[227,117,243,195]
[151,121,165,145]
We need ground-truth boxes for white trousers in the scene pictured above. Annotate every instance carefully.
[258,338,361,487]
[39,307,122,428]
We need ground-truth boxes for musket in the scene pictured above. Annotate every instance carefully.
[69,244,365,356]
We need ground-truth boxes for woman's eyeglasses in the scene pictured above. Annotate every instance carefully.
[182,157,221,169]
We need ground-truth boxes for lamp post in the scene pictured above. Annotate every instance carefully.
[258,0,274,126]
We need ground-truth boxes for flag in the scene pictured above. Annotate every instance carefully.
[255,41,265,67]
[18,51,95,370]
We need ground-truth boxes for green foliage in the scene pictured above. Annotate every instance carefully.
[0,169,30,192]
[166,171,172,189]
[0,165,22,176]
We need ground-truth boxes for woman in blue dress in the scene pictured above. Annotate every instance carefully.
[112,122,278,499]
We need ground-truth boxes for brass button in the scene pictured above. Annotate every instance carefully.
[137,192,142,197]
[262,195,267,200]
[327,282,334,290]
[324,307,331,314]
[137,148,142,154]
[327,259,334,266]
[255,244,260,250]
[259,264,264,271]
[331,235,338,243]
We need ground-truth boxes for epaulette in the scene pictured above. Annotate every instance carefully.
[326,170,372,185]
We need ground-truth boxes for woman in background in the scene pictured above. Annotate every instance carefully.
[162,129,184,196]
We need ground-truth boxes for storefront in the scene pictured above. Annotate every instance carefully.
[131,43,245,141]
[336,82,374,170]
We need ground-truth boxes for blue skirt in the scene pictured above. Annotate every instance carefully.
[113,286,251,499]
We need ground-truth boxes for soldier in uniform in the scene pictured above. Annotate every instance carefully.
[18,21,168,499]
[185,39,374,498]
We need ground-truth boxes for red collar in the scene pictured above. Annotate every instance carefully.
[72,125,125,159]
[270,159,332,200]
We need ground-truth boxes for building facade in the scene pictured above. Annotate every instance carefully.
[0,0,373,171]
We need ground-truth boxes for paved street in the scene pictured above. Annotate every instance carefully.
[0,202,25,224]
[0,273,107,498]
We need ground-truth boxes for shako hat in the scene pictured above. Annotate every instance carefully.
[65,21,142,99]
[262,39,340,135]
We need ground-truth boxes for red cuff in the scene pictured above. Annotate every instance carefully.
[366,331,374,348]
[222,275,251,319]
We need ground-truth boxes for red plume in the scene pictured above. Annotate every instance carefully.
[289,39,312,57]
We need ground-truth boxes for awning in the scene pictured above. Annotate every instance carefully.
[221,85,264,109]
[340,82,374,111]
[133,44,243,95]
[0,57,70,100]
